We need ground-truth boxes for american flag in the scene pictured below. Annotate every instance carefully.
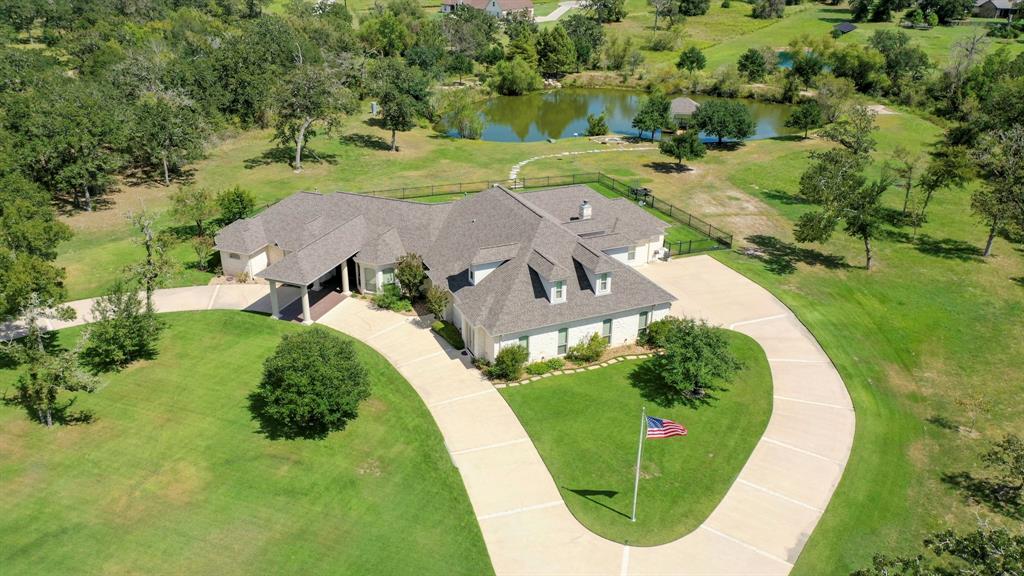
[646,416,687,439]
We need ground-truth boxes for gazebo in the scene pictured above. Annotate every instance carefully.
[670,97,700,128]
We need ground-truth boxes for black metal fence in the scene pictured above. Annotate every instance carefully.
[352,172,733,256]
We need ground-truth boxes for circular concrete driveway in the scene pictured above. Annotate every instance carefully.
[2,256,853,575]
[318,255,854,575]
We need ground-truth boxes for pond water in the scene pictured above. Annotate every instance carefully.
[473,89,796,143]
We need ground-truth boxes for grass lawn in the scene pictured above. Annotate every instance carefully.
[0,311,493,575]
[500,332,772,545]
[604,0,1024,72]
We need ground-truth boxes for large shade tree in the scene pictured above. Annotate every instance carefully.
[368,58,431,151]
[691,99,755,144]
[273,65,357,172]
[132,91,208,185]
[970,126,1024,257]
[0,173,72,321]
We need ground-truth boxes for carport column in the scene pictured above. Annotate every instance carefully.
[341,261,350,294]
[269,280,280,319]
[301,284,312,325]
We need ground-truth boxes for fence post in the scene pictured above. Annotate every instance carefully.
[708,223,713,236]
[688,239,692,254]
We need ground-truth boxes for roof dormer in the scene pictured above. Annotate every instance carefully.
[572,243,614,295]
[527,250,569,304]
[469,242,519,285]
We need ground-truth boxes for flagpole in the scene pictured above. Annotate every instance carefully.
[631,406,646,523]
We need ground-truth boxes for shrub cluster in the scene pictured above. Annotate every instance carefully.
[371,284,412,312]
[524,357,566,376]
[486,345,529,381]
[565,333,608,363]
[254,327,370,437]
[431,320,465,349]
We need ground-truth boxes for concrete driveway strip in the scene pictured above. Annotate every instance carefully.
[2,256,853,576]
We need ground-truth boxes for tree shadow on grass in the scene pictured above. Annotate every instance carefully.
[769,134,805,143]
[339,133,392,151]
[643,162,695,174]
[877,207,917,228]
[1012,277,1024,288]
[121,167,197,188]
[913,234,985,262]
[941,471,1023,520]
[1,394,96,426]
[761,189,810,206]
[244,146,338,169]
[564,487,630,519]
[705,141,744,152]
[926,414,958,431]
[54,195,116,218]
[628,361,719,409]
[247,391,330,440]
[742,234,849,275]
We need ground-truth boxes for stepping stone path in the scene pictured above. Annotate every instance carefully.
[508,147,656,180]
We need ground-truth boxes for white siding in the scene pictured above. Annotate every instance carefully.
[601,236,665,267]
[220,247,269,278]
[470,260,503,284]
[491,302,672,362]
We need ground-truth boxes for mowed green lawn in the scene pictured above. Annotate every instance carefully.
[607,0,1024,72]
[501,332,772,545]
[0,311,493,575]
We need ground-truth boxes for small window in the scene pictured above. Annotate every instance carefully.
[382,268,395,285]
[601,319,612,343]
[598,273,610,293]
[557,328,568,355]
[627,247,636,261]
[553,280,565,301]
[229,253,241,260]
[638,311,649,337]
[518,335,529,352]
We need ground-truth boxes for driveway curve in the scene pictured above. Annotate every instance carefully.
[1,256,854,575]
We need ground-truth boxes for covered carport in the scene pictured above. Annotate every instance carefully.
[256,221,366,324]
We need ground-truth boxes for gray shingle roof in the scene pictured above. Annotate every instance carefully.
[217,184,674,335]
[472,242,521,266]
[423,187,675,335]
[670,97,700,116]
[520,186,668,245]
[259,216,367,285]
[357,228,406,266]
[527,249,569,282]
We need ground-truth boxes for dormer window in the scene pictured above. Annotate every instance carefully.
[597,273,611,294]
[552,280,566,303]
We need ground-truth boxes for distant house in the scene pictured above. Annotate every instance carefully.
[440,0,535,19]
[833,22,857,35]
[670,97,700,128]
[973,0,1019,19]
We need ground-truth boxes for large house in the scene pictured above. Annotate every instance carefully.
[215,185,675,362]
[440,0,534,19]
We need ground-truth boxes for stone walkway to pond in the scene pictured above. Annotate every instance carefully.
[508,146,655,180]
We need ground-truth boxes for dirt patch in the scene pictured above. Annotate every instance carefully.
[356,458,384,477]
[867,104,898,115]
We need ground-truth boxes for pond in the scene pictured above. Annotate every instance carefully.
[472,89,796,143]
